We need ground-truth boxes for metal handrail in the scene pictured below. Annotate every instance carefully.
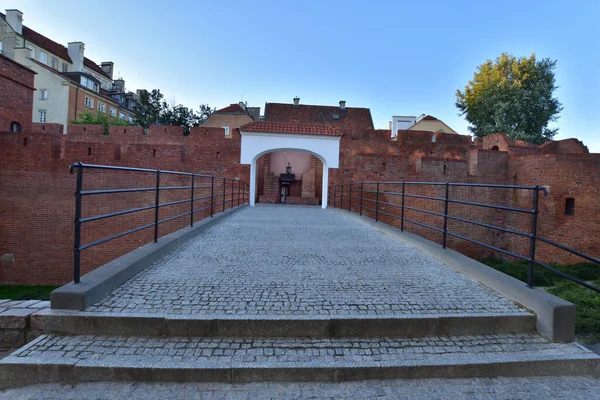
[69,162,249,283]
[330,181,599,293]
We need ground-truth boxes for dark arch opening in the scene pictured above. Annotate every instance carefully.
[491,146,499,151]
[10,121,22,132]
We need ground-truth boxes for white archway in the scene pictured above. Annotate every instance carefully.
[240,131,341,209]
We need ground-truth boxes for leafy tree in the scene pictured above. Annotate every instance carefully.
[70,111,131,135]
[134,89,214,135]
[456,53,562,144]
[134,89,165,129]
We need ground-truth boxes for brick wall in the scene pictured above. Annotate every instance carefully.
[0,104,598,285]
[0,55,35,133]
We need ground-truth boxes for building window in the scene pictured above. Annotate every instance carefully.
[223,126,230,135]
[39,89,48,100]
[62,63,69,73]
[119,112,125,120]
[128,116,133,123]
[565,198,575,216]
[10,121,22,132]
[98,102,106,112]
[40,51,47,64]
[84,96,94,108]
[0,41,3,54]
[39,110,47,123]
[51,57,58,69]
[26,45,34,58]
[109,107,116,117]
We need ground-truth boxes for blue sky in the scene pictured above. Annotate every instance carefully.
[4,0,599,151]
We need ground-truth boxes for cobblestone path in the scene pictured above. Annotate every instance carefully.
[87,205,527,316]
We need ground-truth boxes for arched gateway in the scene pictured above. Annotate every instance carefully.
[239,122,341,209]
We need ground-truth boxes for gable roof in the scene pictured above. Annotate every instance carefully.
[264,102,374,131]
[12,20,110,79]
[215,103,246,114]
[239,121,341,137]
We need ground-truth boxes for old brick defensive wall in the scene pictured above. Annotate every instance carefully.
[1,121,598,285]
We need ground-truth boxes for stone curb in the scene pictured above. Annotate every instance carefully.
[31,310,535,338]
[0,354,598,389]
[51,206,249,311]
[329,208,576,342]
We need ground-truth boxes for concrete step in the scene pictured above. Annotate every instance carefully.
[1,333,598,388]
[32,309,536,338]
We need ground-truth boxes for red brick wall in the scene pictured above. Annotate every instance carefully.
[0,55,35,133]
[0,106,598,285]
[0,125,249,285]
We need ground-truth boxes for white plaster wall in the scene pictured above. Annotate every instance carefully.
[240,132,340,209]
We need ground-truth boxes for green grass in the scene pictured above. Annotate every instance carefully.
[548,280,600,335]
[481,257,600,336]
[0,285,59,301]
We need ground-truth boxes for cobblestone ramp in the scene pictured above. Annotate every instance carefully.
[88,205,526,317]
[1,205,599,387]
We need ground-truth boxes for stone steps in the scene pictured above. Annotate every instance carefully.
[1,332,598,388]
[32,309,536,338]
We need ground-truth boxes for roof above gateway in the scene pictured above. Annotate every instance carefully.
[239,121,342,137]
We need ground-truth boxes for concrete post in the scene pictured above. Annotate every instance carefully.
[321,163,328,209]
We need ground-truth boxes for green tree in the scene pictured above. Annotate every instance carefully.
[70,111,131,135]
[456,53,562,144]
[134,89,165,129]
[134,89,214,135]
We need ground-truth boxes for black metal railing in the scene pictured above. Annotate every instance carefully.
[69,162,249,283]
[330,181,600,293]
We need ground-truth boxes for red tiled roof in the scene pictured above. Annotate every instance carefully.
[239,122,342,137]
[264,102,373,131]
[421,115,438,121]
[21,25,110,79]
[216,104,245,113]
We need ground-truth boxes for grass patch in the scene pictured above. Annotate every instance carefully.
[0,285,59,301]
[549,280,600,336]
[481,258,600,287]
[481,257,600,336]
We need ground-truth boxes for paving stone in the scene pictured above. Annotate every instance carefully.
[86,206,528,317]
[5,332,594,366]
[0,301,9,306]
[1,376,600,399]
[0,308,36,329]
[27,301,50,309]
[13,300,40,308]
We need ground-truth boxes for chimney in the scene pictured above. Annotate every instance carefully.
[101,62,114,79]
[5,9,23,35]
[293,97,300,107]
[113,79,125,92]
[67,42,85,72]
[339,100,346,110]
[238,101,246,111]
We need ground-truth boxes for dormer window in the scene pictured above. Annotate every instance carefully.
[81,76,99,92]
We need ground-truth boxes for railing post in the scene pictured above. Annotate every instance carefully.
[442,182,450,249]
[400,182,405,232]
[528,186,540,288]
[340,184,344,210]
[375,182,380,222]
[210,176,214,217]
[73,163,83,284]
[231,179,234,209]
[237,180,240,207]
[190,174,195,227]
[359,183,363,216]
[222,177,226,212]
[348,183,352,212]
[154,170,160,243]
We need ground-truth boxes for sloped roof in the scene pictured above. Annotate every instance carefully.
[239,121,342,137]
[17,22,110,79]
[264,102,373,131]
[216,103,246,113]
